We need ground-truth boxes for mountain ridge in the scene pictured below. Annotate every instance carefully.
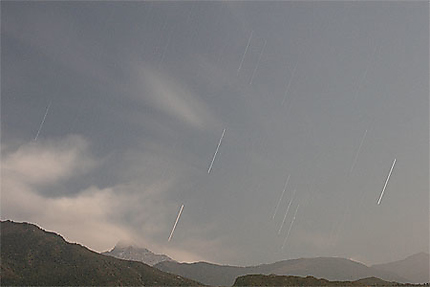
[233,274,402,286]
[372,252,430,284]
[154,256,408,286]
[3,219,426,286]
[102,242,174,266]
[0,220,202,286]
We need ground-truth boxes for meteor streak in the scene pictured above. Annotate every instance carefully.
[282,203,300,250]
[278,189,297,235]
[377,158,396,205]
[168,204,184,242]
[349,129,368,175]
[272,174,290,220]
[34,101,52,141]
[207,129,226,174]
[237,31,253,75]
[249,40,267,85]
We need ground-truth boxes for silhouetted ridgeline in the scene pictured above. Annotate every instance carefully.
[2,220,428,287]
[0,220,202,286]
[233,274,428,286]
[154,256,408,286]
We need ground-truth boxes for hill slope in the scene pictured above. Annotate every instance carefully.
[372,252,430,284]
[155,261,246,287]
[102,242,173,266]
[155,257,406,286]
[0,220,202,286]
[233,274,399,286]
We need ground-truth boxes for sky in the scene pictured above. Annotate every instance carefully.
[1,1,429,267]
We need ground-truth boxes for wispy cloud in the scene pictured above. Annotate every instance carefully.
[2,135,95,187]
[1,136,154,253]
[129,64,220,130]
[1,134,215,261]
[0,135,130,251]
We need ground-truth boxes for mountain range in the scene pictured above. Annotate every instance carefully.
[372,252,429,284]
[0,220,201,286]
[104,241,428,286]
[154,257,409,286]
[233,274,403,286]
[2,219,428,286]
[102,242,173,266]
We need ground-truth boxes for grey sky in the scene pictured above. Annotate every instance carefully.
[1,1,428,266]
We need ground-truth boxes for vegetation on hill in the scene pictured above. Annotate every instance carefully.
[0,220,202,286]
[233,274,416,286]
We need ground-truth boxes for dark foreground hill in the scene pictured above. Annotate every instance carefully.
[372,252,430,284]
[233,274,402,286]
[0,220,202,286]
[155,257,406,286]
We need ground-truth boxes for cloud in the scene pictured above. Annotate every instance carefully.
[0,135,128,251]
[0,134,208,260]
[129,64,220,130]
[162,236,224,264]
[1,137,131,253]
[1,181,133,252]
[2,135,95,187]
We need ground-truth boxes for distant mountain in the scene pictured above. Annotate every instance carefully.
[233,274,399,286]
[372,252,430,284]
[155,261,247,287]
[257,257,406,282]
[102,242,173,266]
[0,220,202,286]
[154,257,407,286]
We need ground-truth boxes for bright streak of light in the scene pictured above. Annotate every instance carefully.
[377,158,396,205]
[207,129,226,174]
[349,129,368,175]
[278,189,297,235]
[34,101,52,141]
[282,203,300,250]
[168,204,185,242]
[272,174,290,220]
[237,31,253,75]
[249,40,267,85]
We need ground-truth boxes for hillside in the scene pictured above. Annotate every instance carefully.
[233,274,400,286]
[155,261,249,286]
[372,253,430,284]
[0,220,202,286]
[259,257,406,282]
[102,242,173,266]
[154,257,406,286]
